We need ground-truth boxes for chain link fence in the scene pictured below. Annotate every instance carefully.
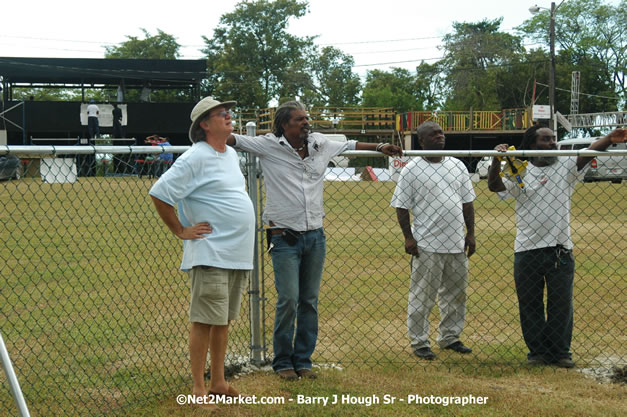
[1,146,625,416]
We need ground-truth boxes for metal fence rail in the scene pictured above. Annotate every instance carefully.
[1,147,625,416]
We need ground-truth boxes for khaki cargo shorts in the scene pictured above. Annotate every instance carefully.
[188,266,250,325]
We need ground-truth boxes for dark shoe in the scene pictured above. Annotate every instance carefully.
[553,358,575,368]
[527,356,548,366]
[296,369,317,379]
[413,347,437,360]
[443,341,472,354]
[277,369,299,381]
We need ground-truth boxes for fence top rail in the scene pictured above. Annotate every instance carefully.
[396,149,627,157]
[1,145,190,155]
[258,106,395,111]
[407,108,526,114]
[2,146,627,158]
[343,150,627,157]
[29,138,138,144]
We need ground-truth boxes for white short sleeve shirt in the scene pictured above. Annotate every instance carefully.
[498,156,587,252]
[390,157,476,253]
[87,104,99,117]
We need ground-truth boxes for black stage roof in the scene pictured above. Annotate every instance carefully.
[0,57,207,87]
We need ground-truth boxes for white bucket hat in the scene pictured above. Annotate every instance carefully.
[188,96,236,142]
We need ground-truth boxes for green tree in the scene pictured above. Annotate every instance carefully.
[493,49,550,109]
[361,68,424,112]
[275,54,314,105]
[104,28,181,59]
[307,46,361,107]
[104,29,185,102]
[517,0,626,110]
[414,61,446,110]
[11,88,77,101]
[441,18,524,110]
[13,29,183,102]
[202,0,315,108]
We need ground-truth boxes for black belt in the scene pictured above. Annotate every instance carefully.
[266,228,311,249]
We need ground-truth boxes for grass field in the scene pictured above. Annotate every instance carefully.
[0,174,625,416]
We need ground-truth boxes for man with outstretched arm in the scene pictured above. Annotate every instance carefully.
[226,100,402,380]
[487,126,626,368]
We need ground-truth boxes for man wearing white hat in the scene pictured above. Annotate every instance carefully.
[149,97,255,408]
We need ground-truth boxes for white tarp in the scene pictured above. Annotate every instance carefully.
[324,167,357,181]
[79,104,127,127]
[371,168,393,182]
[323,167,397,182]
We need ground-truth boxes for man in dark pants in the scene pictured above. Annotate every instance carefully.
[488,126,626,368]
[86,99,100,139]
[112,103,124,138]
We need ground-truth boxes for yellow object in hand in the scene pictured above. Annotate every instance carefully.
[498,146,528,190]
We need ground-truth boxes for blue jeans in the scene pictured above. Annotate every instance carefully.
[514,246,575,362]
[271,228,326,372]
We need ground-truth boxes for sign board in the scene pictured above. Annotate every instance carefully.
[532,105,551,120]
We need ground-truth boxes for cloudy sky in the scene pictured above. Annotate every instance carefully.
[0,0,619,79]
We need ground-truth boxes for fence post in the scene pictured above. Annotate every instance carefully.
[1,331,32,417]
[245,122,264,365]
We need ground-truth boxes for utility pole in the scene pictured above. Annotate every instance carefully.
[530,2,563,131]
[549,1,557,131]
[570,71,580,135]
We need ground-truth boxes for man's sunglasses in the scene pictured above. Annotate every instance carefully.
[211,110,232,119]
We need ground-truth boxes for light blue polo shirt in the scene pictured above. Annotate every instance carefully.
[149,141,255,271]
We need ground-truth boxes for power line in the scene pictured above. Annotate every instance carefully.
[535,82,621,100]
[353,57,443,67]
[1,29,535,49]
[348,46,440,55]
[353,57,549,69]
[317,27,530,47]
[0,34,120,46]
[0,29,546,60]
[0,42,106,55]
[319,35,443,46]
[345,40,543,56]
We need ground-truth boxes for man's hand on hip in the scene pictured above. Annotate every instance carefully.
[177,222,212,240]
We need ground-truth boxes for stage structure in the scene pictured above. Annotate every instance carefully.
[0,57,207,146]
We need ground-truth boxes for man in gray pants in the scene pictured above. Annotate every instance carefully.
[391,121,476,360]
